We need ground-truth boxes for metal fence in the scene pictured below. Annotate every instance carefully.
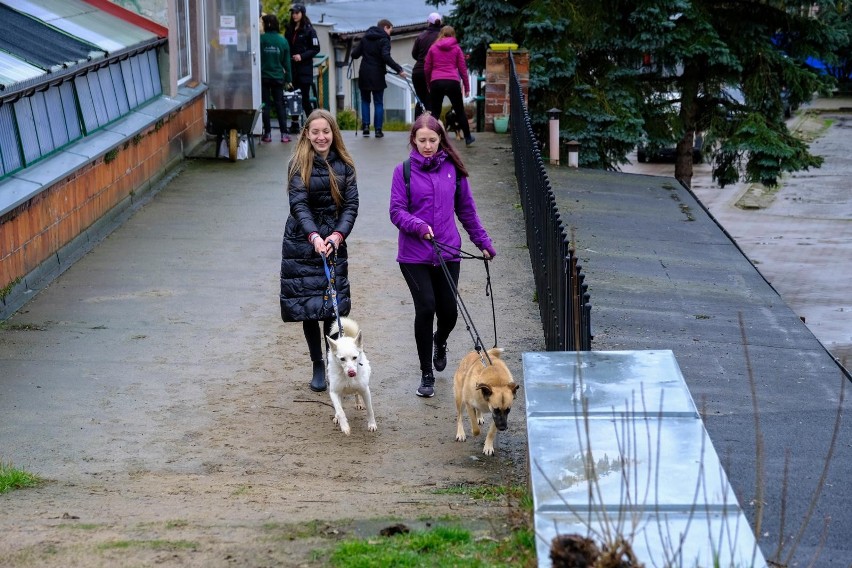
[508,54,592,351]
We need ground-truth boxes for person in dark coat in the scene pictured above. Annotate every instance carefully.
[351,19,407,138]
[411,12,442,119]
[259,14,293,143]
[280,109,359,392]
[285,3,320,133]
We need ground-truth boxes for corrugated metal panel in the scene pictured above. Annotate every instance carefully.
[59,81,82,140]
[0,4,103,71]
[2,0,157,54]
[0,51,44,88]
[0,104,22,175]
[14,97,40,164]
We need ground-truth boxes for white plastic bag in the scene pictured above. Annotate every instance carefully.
[217,135,250,160]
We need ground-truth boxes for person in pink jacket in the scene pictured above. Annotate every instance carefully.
[424,26,475,146]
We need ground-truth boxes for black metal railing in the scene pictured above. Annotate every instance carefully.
[508,54,592,351]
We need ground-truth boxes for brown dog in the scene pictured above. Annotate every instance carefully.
[453,347,520,455]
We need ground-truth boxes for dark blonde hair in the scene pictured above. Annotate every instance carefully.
[409,112,468,178]
[288,109,355,208]
[438,25,455,39]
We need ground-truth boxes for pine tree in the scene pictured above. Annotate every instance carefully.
[432,0,840,188]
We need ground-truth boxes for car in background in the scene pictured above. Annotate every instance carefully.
[636,132,704,163]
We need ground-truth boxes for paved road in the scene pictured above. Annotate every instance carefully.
[622,97,852,365]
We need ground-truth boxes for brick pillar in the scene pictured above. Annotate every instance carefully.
[485,49,529,131]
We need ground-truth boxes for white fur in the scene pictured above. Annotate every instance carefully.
[325,317,376,435]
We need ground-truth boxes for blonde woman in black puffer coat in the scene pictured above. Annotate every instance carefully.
[280,109,359,392]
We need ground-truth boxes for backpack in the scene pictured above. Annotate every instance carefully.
[402,158,462,204]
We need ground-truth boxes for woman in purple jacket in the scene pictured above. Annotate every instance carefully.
[389,113,496,398]
[424,26,475,146]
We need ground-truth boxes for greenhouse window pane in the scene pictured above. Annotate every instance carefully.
[44,87,69,148]
[74,75,98,134]
[120,59,138,109]
[59,81,82,140]
[30,91,55,155]
[14,98,40,164]
[87,71,109,127]
[97,66,120,122]
[109,63,129,115]
[137,52,154,101]
[147,49,162,97]
[0,104,23,175]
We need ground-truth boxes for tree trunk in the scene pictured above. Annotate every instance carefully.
[674,131,695,189]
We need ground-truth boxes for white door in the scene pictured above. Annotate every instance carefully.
[204,0,261,121]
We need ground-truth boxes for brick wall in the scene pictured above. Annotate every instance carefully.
[485,48,529,131]
[0,96,206,301]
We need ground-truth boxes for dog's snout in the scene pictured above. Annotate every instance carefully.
[347,370,357,377]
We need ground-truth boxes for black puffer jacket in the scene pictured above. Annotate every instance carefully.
[280,151,359,322]
[352,26,403,91]
[285,22,320,83]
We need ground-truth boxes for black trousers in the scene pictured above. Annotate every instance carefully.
[261,78,288,136]
[399,262,460,373]
[411,69,430,118]
[429,79,472,139]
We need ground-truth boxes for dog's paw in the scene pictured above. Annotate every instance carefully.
[367,421,377,432]
[455,431,467,442]
[482,444,495,456]
[477,415,485,426]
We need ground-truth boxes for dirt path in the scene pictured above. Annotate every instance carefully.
[0,133,542,567]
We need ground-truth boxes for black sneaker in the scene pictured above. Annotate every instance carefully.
[375,129,384,138]
[416,372,435,398]
[433,334,447,372]
[465,135,476,147]
[362,127,370,137]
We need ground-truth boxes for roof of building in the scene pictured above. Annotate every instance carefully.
[308,0,454,34]
[0,0,165,95]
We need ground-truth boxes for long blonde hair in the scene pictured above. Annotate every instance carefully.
[287,109,355,207]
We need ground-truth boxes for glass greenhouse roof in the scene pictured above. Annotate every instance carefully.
[2,0,159,54]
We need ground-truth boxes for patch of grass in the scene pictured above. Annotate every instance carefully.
[97,539,197,551]
[0,277,22,301]
[434,483,528,503]
[0,462,44,493]
[327,525,536,568]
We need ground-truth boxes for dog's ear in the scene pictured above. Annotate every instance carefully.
[476,383,493,399]
[509,382,520,394]
[355,330,363,349]
[326,335,337,350]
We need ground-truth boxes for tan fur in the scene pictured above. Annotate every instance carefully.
[453,347,519,455]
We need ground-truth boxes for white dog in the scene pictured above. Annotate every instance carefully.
[325,317,376,435]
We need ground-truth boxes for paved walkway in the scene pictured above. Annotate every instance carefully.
[1,120,850,565]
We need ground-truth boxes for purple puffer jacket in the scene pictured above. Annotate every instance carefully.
[389,149,493,265]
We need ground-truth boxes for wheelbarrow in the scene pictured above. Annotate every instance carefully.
[205,108,260,162]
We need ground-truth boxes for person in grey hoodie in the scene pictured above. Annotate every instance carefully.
[424,26,475,146]
[389,113,496,398]
[351,19,407,138]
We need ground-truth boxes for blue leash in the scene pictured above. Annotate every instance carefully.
[321,243,344,337]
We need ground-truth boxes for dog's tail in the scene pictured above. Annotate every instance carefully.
[330,316,359,339]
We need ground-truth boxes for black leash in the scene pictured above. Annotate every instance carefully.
[431,239,497,366]
[321,243,344,337]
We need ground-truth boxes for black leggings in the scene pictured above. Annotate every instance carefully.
[399,262,460,373]
[429,79,472,139]
[303,319,333,362]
